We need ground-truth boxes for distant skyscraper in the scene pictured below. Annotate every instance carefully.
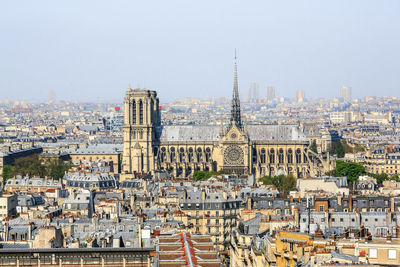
[267,85,275,102]
[48,90,56,103]
[340,86,351,102]
[296,90,305,103]
[248,82,259,102]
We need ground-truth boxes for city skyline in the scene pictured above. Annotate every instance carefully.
[0,0,399,102]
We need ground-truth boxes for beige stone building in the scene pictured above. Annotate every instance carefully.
[362,149,400,176]
[0,194,17,220]
[178,190,241,251]
[122,62,331,180]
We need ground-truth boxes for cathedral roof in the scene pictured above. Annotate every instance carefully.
[247,124,308,142]
[156,124,308,143]
[156,125,221,142]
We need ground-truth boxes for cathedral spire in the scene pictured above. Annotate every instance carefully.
[230,50,242,128]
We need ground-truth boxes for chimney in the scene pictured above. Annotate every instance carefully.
[5,222,9,241]
[28,222,33,240]
[387,234,392,242]
[247,197,252,209]
[337,194,342,206]
[390,197,395,212]
[348,195,353,212]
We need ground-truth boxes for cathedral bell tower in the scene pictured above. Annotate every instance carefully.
[122,87,160,177]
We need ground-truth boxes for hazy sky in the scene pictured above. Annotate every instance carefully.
[0,0,399,103]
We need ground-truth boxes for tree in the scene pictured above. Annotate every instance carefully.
[14,155,47,177]
[2,165,15,183]
[391,175,400,182]
[336,160,366,185]
[341,140,353,154]
[192,170,226,181]
[259,174,296,195]
[367,172,389,185]
[310,140,318,154]
[46,159,71,180]
[193,171,211,181]
[335,142,345,158]
[281,175,297,194]
[12,155,71,179]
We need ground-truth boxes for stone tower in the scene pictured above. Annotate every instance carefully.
[122,87,160,176]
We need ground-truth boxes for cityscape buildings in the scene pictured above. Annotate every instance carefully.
[0,80,399,266]
[1,1,400,266]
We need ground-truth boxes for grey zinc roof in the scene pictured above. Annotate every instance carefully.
[66,144,123,155]
[156,125,220,142]
[156,124,308,142]
[247,125,308,142]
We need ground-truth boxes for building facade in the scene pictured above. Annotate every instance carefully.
[122,61,331,179]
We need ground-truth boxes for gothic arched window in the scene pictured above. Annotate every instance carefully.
[205,147,211,162]
[132,100,136,125]
[197,148,202,162]
[188,148,194,162]
[260,148,266,164]
[269,149,275,164]
[278,148,284,163]
[287,149,293,164]
[170,147,176,162]
[139,100,143,124]
[179,148,185,162]
[160,147,166,163]
[296,149,302,163]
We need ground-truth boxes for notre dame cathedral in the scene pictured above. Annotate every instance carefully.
[122,60,331,179]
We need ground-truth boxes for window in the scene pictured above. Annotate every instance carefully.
[321,218,325,222]
[170,147,175,162]
[132,100,136,124]
[296,149,302,163]
[278,148,284,163]
[388,249,396,259]
[260,148,266,164]
[369,248,377,258]
[269,149,275,163]
[139,100,143,124]
[340,218,344,222]
[332,218,335,222]
[287,149,293,164]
